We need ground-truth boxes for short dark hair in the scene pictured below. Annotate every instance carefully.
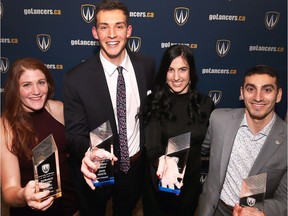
[242,65,281,90]
[94,0,129,27]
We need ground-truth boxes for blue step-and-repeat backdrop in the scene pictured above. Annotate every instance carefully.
[1,0,287,119]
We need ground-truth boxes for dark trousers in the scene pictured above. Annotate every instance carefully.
[214,200,233,216]
[72,158,144,216]
[142,162,200,216]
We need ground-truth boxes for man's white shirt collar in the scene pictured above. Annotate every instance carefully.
[100,50,129,76]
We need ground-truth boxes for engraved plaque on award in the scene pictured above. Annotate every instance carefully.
[32,134,61,201]
[90,120,114,187]
[239,173,267,211]
[158,132,191,195]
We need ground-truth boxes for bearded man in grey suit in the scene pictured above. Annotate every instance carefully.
[198,65,287,216]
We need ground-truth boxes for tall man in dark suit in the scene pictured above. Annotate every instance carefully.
[198,65,287,216]
[63,1,155,215]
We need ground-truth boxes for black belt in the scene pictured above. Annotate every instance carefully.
[219,199,234,211]
[130,151,141,164]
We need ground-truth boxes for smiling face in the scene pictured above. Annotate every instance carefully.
[92,9,132,65]
[166,55,190,94]
[19,69,48,112]
[241,73,282,123]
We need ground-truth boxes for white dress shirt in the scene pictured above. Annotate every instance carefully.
[100,50,140,156]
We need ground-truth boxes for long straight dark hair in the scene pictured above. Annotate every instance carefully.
[144,45,206,124]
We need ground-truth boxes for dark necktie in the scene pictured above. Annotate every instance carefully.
[116,66,130,172]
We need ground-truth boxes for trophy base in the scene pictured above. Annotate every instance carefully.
[158,181,180,195]
[93,178,115,187]
[239,192,265,211]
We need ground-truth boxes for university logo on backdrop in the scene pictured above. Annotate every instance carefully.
[37,34,51,52]
[209,90,222,105]
[128,37,141,52]
[81,4,95,23]
[199,173,207,184]
[216,39,231,57]
[174,7,189,26]
[265,11,280,30]
[0,57,9,73]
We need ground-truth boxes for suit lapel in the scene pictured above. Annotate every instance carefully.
[91,55,118,133]
[249,116,285,175]
[129,53,146,104]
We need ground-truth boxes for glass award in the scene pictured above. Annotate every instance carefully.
[32,134,61,201]
[239,173,267,211]
[158,132,191,195]
[90,120,114,187]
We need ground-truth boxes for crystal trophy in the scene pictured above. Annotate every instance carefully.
[158,132,191,195]
[32,134,61,201]
[239,173,267,211]
[90,120,114,187]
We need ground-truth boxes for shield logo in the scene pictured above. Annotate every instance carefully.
[0,57,9,73]
[174,7,189,26]
[81,4,95,23]
[216,39,231,57]
[265,11,280,30]
[209,90,222,105]
[199,173,207,184]
[247,197,256,207]
[36,34,51,52]
[128,37,141,52]
[41,163,50,174]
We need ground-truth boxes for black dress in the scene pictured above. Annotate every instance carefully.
[143,92,214,216]
[10,108,78,216]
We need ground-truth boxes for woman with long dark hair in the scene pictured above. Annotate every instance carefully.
[143,45,214,216]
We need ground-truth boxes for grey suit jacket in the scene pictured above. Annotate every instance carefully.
[198,108,287,216]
